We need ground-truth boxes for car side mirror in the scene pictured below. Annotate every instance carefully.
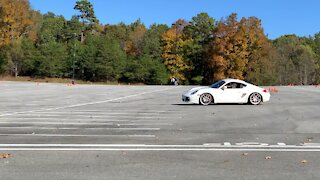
[221,86,225,90]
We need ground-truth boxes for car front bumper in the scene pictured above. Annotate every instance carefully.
[182,94,199,104]
[182,95,190,102]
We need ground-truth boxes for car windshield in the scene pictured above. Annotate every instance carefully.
[210,80,225,88]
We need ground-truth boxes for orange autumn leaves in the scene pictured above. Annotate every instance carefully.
[0,0,37,47]
[161,13,271,83]
[208,14,270,81]
[162,26,191,81]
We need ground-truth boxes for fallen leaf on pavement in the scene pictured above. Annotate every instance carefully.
[301,160,308,164]
[0,153,12,159]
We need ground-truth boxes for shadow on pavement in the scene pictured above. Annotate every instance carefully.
[172,103,252,106]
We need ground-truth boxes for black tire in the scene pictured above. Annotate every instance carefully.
[199,93,213,106]
[248,92,262,105]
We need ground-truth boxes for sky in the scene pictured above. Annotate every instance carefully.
[29,0,320,39]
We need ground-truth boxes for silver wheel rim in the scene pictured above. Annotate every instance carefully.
[200,94,212,105]
[250,93,261,105]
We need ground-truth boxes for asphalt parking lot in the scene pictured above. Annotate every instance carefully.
[0,81,320,179]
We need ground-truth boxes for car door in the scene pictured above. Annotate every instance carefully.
[233,83,248,103]
[217,82,247,103]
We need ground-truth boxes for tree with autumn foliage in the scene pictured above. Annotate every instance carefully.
[0,0,34,46]
[162,20,192,82]
[0,0,36,77]
[208,14,246,81]
[121,20,168,84]
[207,14,272,83]
[124,19,147,57]
[242,17,277,85]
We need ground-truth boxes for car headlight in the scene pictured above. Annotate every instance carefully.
[191,90,198,95]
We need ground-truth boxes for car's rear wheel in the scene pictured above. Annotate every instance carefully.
[199,93,213,106]
[249,93,262,105]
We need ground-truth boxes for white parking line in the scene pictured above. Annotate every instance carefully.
[0,144,319,151]
[4,115,182,119]
[27,112,184,116]
[0,118,130,122]
[0,87,174,117]
[0,148,320,151]
[12,112,173,116]
[0,122,173,126]
[0,134,156,137]
[0,127,160,130]
[2,144,317,147]
[44,110,177,113]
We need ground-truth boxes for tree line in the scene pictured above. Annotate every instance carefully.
[1,0,319,85]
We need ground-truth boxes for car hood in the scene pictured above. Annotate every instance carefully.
[189,86,209,92]
[184,86,211,95]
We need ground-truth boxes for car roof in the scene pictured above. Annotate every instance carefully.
[221,78,248,84]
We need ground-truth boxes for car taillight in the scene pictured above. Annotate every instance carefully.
[262,89,268,93]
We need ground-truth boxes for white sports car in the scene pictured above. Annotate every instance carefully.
[182,79,270,105]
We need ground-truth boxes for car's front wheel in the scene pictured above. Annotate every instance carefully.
[249,93,262,105]
[199,93,213,106]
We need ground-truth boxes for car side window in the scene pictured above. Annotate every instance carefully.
[237,83,246,88]
[224,82,246,89]
[224,82,237,89]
